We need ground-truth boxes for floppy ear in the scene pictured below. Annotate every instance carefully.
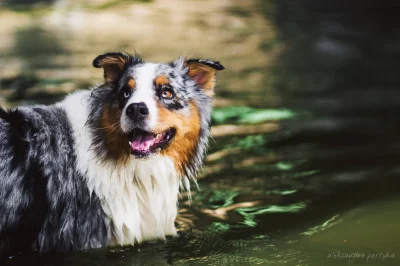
[185,59,224,97]
[93,52,140,84]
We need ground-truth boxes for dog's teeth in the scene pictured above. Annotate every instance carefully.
[129,141,132,146]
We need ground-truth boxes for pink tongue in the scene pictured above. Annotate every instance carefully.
[130,133,155,151]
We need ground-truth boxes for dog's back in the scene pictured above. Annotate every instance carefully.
[0,106,109,256]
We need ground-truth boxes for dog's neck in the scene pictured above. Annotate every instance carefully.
[59,91,182,244]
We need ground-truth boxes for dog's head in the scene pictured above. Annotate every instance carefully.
[89,52,224,176]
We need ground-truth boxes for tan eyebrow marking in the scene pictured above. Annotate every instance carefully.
[126,78,136,90]
[154,75,170,87]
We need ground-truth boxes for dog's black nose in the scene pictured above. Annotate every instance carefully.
[126,102,149,121]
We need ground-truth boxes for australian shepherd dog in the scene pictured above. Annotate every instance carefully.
[0,52,224,256]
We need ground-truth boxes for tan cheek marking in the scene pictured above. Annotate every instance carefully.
[101,103,130,162]
[155,75,170,87]
[157,102,201,176]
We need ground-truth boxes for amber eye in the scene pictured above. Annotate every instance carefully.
[161,89,174,99]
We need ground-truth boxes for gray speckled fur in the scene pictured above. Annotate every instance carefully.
[152,58,214,178]
[0,106,110,255]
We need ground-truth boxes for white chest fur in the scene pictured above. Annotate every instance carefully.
[59,91,180,245]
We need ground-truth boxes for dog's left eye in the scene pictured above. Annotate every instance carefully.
[124,91,131,98]
[161,89,174,99]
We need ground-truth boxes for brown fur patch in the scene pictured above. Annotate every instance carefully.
[126,78,136,90]
[186,63,217,97]
[101,103,131,162]
[154,75,170,87]
[98,55,130,69]
[97,56,130,84]
[156,101,201,175]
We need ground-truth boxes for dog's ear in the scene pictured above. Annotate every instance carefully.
[185,59,225,97]
[93,52,141,84]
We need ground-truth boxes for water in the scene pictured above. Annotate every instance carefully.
[1,0,400,265]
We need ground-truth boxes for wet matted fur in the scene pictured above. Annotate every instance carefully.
[0,52,224,256]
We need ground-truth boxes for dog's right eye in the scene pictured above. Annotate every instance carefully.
[124,91,131,98]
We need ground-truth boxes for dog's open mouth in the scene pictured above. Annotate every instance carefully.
[128,128,176,158]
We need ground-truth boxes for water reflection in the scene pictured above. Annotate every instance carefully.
[4,0,55,7]
[268,0,400,191]
[6,24,68,102]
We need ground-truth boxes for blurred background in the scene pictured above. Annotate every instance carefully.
[1,0,400,265]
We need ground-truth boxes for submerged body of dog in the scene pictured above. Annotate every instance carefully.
[0,52,224,255]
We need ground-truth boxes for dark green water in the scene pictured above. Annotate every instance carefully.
[1,0,400,265]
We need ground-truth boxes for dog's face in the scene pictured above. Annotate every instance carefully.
[91,52,224,175]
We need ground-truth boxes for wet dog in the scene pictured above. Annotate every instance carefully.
[0,52,224,255]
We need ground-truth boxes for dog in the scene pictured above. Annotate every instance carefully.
[0,52,224,256]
